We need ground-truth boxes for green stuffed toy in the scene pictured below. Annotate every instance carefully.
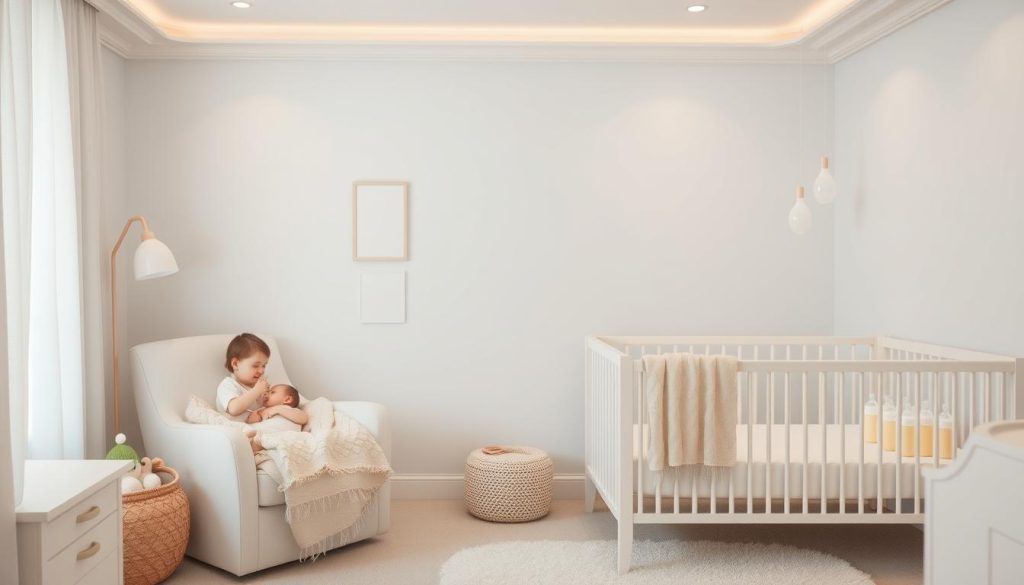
[105,433,140,465]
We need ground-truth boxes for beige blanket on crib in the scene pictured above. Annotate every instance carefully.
[642,353,738,472]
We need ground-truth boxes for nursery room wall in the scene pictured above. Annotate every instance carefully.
[833,0,1024,357]
[113,59,835,478]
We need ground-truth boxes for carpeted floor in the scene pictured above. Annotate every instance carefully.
[164,499,923,584]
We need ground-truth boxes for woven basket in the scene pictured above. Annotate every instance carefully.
[122,463,190,585]
[465,446,553,523]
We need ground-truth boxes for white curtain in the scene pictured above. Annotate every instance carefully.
[1,0,88,504]
[61,0,105,460]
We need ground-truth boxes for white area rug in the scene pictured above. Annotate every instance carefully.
[440,540,876,585]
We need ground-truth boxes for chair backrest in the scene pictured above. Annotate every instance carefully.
[129,334,292,426]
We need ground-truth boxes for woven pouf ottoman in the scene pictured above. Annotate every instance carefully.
[465,446,553,522]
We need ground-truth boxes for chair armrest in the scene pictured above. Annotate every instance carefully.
[333,401,391,459]
[147,420,260,575]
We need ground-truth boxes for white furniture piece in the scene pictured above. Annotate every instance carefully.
[129,334,391,576]
[926,420,1024,585]
[16,460,133,585]
[585,335,1022,573]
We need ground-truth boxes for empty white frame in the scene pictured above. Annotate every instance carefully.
[359,272,406,323]
[353,181,409,261]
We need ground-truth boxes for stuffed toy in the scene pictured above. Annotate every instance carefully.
[120,457,164,494]
[106,433,140,465]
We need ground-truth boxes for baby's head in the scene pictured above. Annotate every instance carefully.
[225,333,271,386]
[264,384,300,408]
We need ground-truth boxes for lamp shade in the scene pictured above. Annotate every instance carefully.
[133,237,179,280]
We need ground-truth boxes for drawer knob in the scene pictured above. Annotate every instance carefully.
[76,505,100,523]
[76,541,101,561]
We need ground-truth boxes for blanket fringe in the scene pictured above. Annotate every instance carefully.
[284,488,377,524]
[295,493,376,562]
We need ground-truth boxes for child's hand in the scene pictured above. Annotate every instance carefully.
[245,409,263,424]
[253,377,270,395]
[262,405,283,419]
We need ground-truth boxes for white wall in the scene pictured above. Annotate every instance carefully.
[101,46,132,454]
[122,60,834,473]
[834,0,1024,356]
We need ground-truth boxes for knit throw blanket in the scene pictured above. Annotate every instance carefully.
[258,397,391,559]
[641,353,738,475]
[184,396,391,558]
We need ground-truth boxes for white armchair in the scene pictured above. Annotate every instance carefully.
[129,334,390,576]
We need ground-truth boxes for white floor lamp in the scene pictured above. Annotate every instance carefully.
[106,215,178,460]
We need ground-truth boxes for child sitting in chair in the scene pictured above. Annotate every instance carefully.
[217,333,308,453]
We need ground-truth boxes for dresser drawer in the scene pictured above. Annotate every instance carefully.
[76,547,118,585]
[43,512,117,585]
[41,481,118,561]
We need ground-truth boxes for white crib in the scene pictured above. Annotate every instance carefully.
[584,336,1023,573]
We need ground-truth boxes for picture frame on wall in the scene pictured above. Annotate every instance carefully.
[353,180,409,261]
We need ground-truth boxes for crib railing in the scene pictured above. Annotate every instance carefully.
[585,336,1020,525]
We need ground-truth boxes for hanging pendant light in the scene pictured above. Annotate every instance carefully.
[813,156,837,204]
[788,186,812,235]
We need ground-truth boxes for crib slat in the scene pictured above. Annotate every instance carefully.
[895,374,903,515]
[839,372,846,514]
[637,350,645,515]
[969,373,975,441]
[770,368,774,514]
[819,346,826,515]
[914,372,922,515]
[785,370,791,514]
[877,371,883,515]
[802,345,809,514]
[858,372,865,514]
[747,371,754,514]
[673,468,679,514]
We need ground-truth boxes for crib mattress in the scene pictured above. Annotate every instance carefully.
[633,424,953,501]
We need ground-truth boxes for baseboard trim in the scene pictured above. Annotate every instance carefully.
[391,473,584,500]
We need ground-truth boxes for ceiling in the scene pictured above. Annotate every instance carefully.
[130,0,849,31]
[93,0,954,61]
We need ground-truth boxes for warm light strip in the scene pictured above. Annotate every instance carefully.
[125,0,860,45]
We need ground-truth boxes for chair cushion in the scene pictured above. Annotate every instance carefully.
[257,469,285,507]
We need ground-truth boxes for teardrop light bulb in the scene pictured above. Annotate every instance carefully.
[789,186,812,235]
[813,156,837,204]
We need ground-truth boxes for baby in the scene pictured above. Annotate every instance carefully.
[244,383,304,454]
[245,383,303,430]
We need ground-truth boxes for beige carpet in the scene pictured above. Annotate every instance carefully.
[164,500,923,585]
[441,540,875,585]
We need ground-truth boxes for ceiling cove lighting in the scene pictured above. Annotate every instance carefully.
[687,5,707,13]
[231,1,251,8]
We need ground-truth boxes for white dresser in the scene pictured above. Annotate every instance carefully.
[925,421,1024,585]
[16,460,132,585]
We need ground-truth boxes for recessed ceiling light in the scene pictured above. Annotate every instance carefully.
[687,4,707,12]
[231,1,251,8]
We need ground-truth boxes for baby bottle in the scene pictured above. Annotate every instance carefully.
[918,399,934,458]
[939,404,954,459]
[901,399,917,457]
[882,394,897,452]
[864,391,879,444]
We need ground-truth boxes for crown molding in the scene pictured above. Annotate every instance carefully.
[93,0,952,63]
[804,0,954,62]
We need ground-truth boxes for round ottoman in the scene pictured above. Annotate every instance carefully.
[465,446,553,522]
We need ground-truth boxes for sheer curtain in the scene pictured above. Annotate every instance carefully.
[1,0,92,504]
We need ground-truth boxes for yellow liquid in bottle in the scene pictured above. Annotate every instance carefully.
[919,424,934,457]
[883,420,897,452]
[939,427,954,459]
[865,414,878,444]
[902,425,916,457]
